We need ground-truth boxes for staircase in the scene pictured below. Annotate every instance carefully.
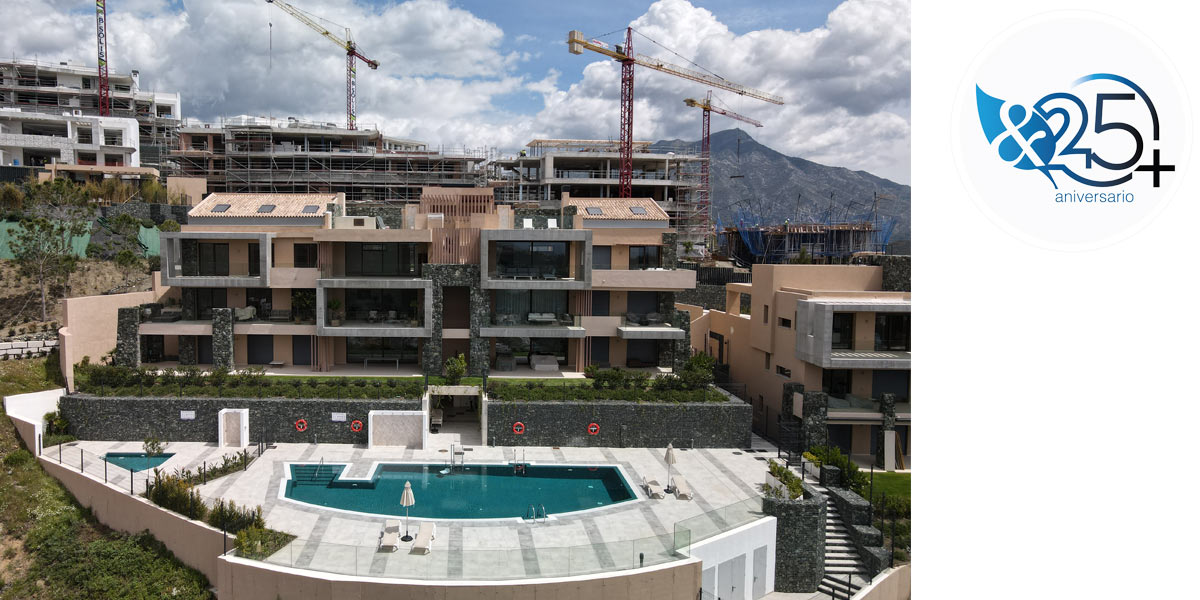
[801,477,871,599]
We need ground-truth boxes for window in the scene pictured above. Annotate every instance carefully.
[776,365,792,378]
[257,204,276,213]
[194,288,227,320]
[301,205,320,214]
[875,313,911,351]
[592,245,612,269]
[778,317,792,328]
[591,291,610,316]
[822,369,852,398]
[628,245,661,270]
[764,352,771,370]
[210,203,231,213]
[248,243,260,277]
[353,218,365,226]
[293,243,318,268]
[763,304,769,324]
[345,242,421,277]
[586,207,603,215]
[197,242,229,276]
[630,206,647,215]
[831,312,854,350]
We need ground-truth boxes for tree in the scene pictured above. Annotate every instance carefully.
[0,182,24,213]
[8,217,79,321]
[443,353,467,385]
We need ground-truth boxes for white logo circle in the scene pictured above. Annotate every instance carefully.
[952,11,1190,251]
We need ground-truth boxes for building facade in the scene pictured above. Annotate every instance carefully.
[686,264,911,463]
[0,108,141,168]
[121,190,694,378]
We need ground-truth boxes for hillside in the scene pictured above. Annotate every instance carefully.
[653,129,912,243]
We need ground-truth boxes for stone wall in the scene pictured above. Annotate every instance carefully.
[102,202,190,226]
[875,393,896,468]
[59,395,421,445]
[825,486,891,577]
[485,387,751,448]
[676,284,728,310]
[763,486,826,592]
[854,255,910,292]
[114,307,140,367]
[348,205,407,229]
[801,391,828,450]
[513,208,561,229]
[661,232,678,268]
[421,264,490,377]
[0,339,59,359]
[211,308,234,369]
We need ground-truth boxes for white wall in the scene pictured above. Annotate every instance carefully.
[3,388,64,455]
[689,516,777,600]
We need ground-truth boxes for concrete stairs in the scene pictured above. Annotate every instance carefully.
[795,473,871,599]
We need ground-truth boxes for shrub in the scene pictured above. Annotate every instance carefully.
[143,437,165,456]
[808,445,868,496]
[765,459,806,500]
[44,410,70,435]
[443,353,467,385]
[3,448,34,467]
[42,434,77,448]
[235,526,295,561]
[146,469,207,521]
[207,499,264,534]
[159,219,181,232]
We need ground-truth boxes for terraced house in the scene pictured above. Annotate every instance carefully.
[98,189,694,380]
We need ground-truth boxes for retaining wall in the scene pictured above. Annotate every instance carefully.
[59,395,421,444]
[825,486,892,577]
[485,387,751,448]
[762,487,826,593]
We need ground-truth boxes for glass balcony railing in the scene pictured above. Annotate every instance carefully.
[490,312,580,327]
[165,262,259,278]
[328,309,423,328]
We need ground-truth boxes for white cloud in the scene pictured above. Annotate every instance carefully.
[0,0,910,182]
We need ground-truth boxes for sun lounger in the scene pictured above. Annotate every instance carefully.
[643,477,666,499]
[430,409,443,433]
[672,476,694,500]
[379,519,401,552]
[411,522,436,554]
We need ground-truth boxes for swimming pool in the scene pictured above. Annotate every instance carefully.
[283,463,637,519]
[104,452,175,472]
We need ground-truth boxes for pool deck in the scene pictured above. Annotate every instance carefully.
[61,435,781,580]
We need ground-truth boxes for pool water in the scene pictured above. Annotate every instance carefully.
[285,463,636,519]
[104,452,175,472]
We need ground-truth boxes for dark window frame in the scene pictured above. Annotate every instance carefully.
[831,312,854,350]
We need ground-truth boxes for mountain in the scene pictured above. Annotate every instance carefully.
[652,129,911,243]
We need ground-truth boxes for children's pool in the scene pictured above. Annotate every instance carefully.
[104,452,175,472]
[284,463,636,519]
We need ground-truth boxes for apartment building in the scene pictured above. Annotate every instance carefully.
[172,116,487,204]
[125,190,694,378]
[0,59,182,169]
[687,264,910,462]
[0,108,140,168]
[489,139,707,254]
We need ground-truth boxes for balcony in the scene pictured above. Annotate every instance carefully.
[592,268,695,291]
[159,231,273,288]
[479,312,585,339]
[481,229,590,290]
[616,314,685,340]
[828,349,911,369]
[316,279,432,338]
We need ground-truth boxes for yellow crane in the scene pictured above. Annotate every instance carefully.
[266,0,380,130]
[683,92,764,235]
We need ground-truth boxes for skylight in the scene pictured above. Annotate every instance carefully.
[211,203,231,213]
[301,205,320,214]
[630,206,647,215]
[257,204,276,213]
[585,207,603,215]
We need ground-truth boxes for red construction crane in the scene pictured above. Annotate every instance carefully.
[95,0,111,116]
[684,91,763,232]
[266,0,380,130]
[568,28,782,198]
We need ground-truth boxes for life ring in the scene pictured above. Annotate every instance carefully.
[295,419,308,432]
[512,421,525,435]
[587,422,600,435]
[350,420,363,432]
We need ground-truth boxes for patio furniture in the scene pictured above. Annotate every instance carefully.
[152,309,182,323]
[233,306,256,321]
[387,310,397,323]
[671,476,694,501]
[642,477,666,500]
[527,312,557,324]
[645,312,665,325]
[363,357,400,370]
[368,310,379,323]
[495,353,515,371]
[268,360,284,368]
[269,309,291,322]
[411,522,436,554]
[530,354,559,371]
[557,313,573,326]
[379,520,401,552]
[625,313,644,326]
[430,409,443,433]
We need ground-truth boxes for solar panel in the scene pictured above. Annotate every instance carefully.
[257,204,276,213]
[585,207,603,215]
[301,205,320,213]
[630,206,647,215]
[211,203,231,213]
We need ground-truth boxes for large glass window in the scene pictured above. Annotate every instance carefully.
[875,313,911,351]
[592,245,612,269]
[293,243,318,268]
[822,369,852,398]
[198,242,229,276]
[343,289,423,323]
[248,243,260,276]
[493,290,569,325]
[246,288,271,316]
[345,242,422,277]
[195,288,227,320]
[628,245,661,270]
[346,337,419,364]
[831,312,854,350]
[495,241,569,279]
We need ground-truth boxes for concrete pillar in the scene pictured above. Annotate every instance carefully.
[876,392,897,471]
[211,308,234,369]
[114,307,140,368]
[801,391,828,450]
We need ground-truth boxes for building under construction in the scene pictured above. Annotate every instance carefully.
[0,58,182,171]
[171,116,488,204]
[721,221,888,266]
[488,138,709,255]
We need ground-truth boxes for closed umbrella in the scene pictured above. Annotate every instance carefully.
[400,481,416,542]
[664,443,677,494]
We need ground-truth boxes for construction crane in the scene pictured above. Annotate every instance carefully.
[95,0,110,116]
[568,28,782,198]
[266,0,379,130]
[683,91,763,236]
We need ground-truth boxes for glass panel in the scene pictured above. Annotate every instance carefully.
[294,243,318,268]
[629,245,661,270]
[875,312,911,351]
[592,245,612,269]
[831,312,854,350]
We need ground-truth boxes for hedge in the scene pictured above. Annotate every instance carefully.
[75,364,423,400]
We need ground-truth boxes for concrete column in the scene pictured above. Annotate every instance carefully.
[114,307,140,368]
[211,308,234,369]
[876,392,897,471]
[801,391,828,450]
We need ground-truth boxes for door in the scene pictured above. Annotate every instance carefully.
[292,335,312,366]
[729,554,746,600]
[197,335,214,364]
[247,335,273,365]
[590,337,610,366]
[752,546,767,598]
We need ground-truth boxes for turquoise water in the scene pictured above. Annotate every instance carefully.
[104,452,175,472]
[285,463,636,519]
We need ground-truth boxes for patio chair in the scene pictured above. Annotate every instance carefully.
[379,519,401,552]
[430,408,443,433]
[642,477,666,500]
[646,312,664,325]
[625,313,643,326]
[269,309,291,322]
[368,310,379,323]
[387,310,397,322]
[411,522,436,554]
[671,476,694,501]
[233,306,256,321]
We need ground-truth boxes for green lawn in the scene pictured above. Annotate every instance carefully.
[862,471,911,505]
[0,355,63,397]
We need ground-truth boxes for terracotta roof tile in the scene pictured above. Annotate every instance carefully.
[564,197,668,221]
[189,193,337,218]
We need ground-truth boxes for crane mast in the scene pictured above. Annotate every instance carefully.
[683,92,764,236]
[266,0,380,130]
[96,0,110,116]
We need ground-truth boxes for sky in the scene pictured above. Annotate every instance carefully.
[1,0,911,183]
